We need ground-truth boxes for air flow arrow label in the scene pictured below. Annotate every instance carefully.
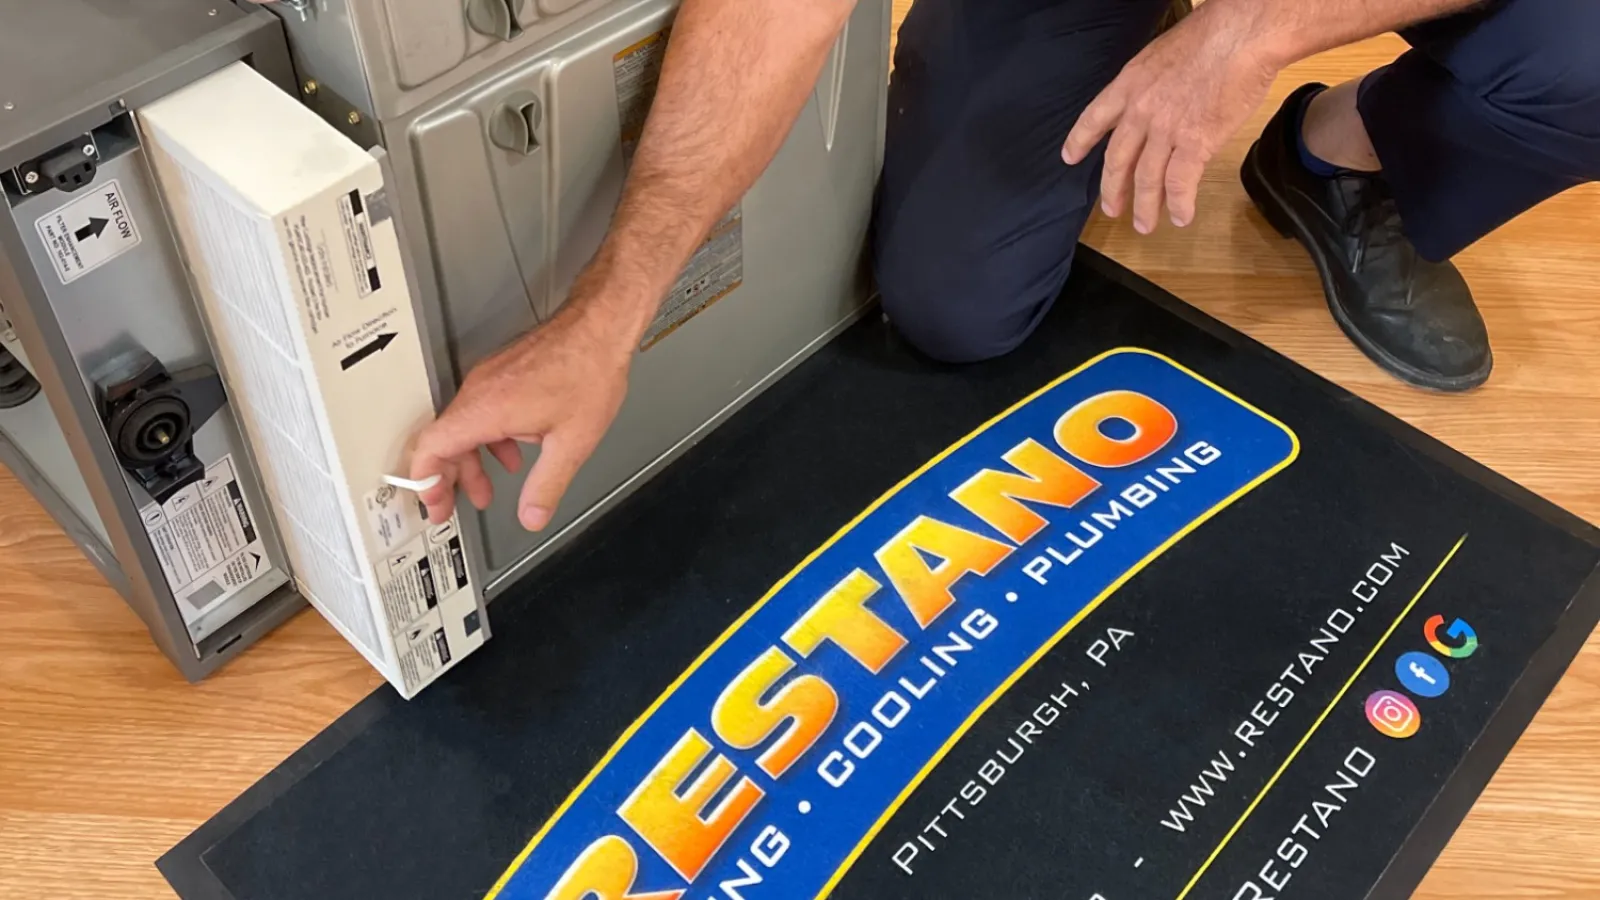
[341,332,397,370]
[34,179,142,284]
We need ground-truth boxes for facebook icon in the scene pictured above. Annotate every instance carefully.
[1396,651,1451,699]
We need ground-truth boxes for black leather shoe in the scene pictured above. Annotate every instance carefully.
[1241,83,1492,392]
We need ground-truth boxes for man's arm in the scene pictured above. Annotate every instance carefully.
[577,0,861,341]
[1062,0,1482,235]
[408,0,859,530]
[1238,0,1484,68]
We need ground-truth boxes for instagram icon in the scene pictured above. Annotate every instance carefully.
[1365,690,1421,739]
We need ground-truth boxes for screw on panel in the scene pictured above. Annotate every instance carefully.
[348,111,362,125]
[83,145,95,157]
[303,80,319,96]
[24,172,39,185]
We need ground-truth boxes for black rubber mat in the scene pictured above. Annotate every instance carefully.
[160,248,1600,900]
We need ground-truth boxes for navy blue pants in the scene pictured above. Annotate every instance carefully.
[871,0,1600,363]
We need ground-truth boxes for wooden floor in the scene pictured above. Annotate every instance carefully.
[4,10,1599,899]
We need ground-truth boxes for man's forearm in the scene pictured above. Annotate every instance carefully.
[1216,0,1483,70]
[572,0,857,340]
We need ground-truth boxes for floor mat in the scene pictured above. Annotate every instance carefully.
[160,248,1600,900]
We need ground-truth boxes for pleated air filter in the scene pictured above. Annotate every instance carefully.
[138,62,489,698]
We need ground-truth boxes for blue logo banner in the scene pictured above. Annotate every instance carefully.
[490,348,1299,900]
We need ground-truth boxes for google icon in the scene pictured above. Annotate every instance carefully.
[1424,614,1479,659]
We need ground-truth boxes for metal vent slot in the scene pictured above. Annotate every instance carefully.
[489,92,544,155]
[465,0,527,41]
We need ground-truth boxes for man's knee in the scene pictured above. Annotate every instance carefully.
[1489,47,1600,137]
[874,247,1061,365]
[1417,1,1600,140]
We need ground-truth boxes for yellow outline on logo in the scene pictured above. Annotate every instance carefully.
[483,347,1301,900]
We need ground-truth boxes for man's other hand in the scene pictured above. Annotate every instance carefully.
[1063,1,1279,233]
[408,301,634,533]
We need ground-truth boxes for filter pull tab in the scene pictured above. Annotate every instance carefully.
[383,474,442,494]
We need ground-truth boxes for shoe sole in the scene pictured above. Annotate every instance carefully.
[1240,144,1492,393]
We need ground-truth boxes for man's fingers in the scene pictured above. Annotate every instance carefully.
[410,434,462,524]
[412,453,459,523]
[409,388,524,484]
[1132,139,1174,235]
[488,439,523,474]
[1063,84,1127,165]
[409,396,517,522]
[1165,150,1209,228]
[458,449,494,512]
[516,435,591,532]
[1098,123,1145,219]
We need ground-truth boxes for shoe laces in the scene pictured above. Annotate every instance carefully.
[1340,175,1405,245]
[1339,174,1419,298]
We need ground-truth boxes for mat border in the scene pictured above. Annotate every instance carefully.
[156,246,1600,900]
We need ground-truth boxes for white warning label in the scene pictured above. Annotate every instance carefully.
[378,519,474,693]
[337,189,383,298]
[139,455,271,621]
[640,207,744,350]
[396,606,452,692]
[614,30,669,167]
[615,30,744,350]
[376,519,472,637]
[363,482,427,553]
[34,179,142,284]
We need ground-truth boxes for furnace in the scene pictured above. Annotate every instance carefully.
[0,0,888,684]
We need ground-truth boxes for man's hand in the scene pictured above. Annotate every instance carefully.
[1063,2,1279,233]
[409,298,633,532]
[1064,0,1482,233]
